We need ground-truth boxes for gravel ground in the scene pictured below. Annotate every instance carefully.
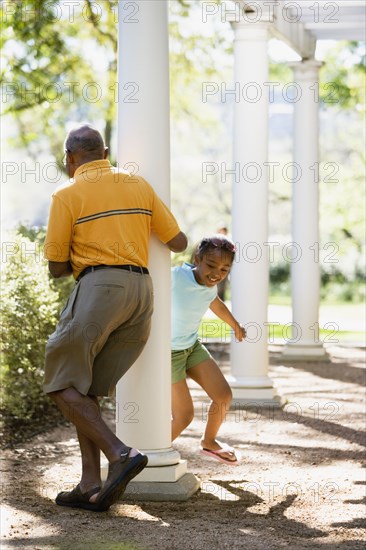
[1,343,365,550]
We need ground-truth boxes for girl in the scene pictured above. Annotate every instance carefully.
[171,235,246,464]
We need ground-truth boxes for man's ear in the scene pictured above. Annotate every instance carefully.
[104,147,109,159]
[193,254,200,266]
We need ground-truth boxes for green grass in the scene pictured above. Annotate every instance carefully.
[270,294,365,308]
[268,295,292,305]
[199,318,365,343]
[200,299,365,343]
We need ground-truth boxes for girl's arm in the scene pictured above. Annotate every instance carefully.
[209,297,246,341]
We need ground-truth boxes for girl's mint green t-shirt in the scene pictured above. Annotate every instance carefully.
[171,263,217,350]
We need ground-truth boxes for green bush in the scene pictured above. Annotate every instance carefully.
[0,231,64,446]
[16,223,75,313]
[269,259,365,303]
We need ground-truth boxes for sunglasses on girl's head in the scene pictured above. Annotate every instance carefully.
[200,238,236,253]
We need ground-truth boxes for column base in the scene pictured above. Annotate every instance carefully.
[134,459,187,482]
[140,448,180,467]
[281,343,330,362]
[123,472,200,502]
[228,376,282,408]
[230,389,282,409]
[101,457,200,501]
[102,447,182,479]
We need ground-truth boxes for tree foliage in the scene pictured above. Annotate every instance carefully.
[319,41,365,110]
[1,0,233,159]
[2,1,363,160]
[1,0,117,159]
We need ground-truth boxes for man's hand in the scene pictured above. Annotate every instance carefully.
[48,261,73,278]
[234,323,246,342]
[166,231,188,253]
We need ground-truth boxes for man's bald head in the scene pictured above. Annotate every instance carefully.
[65,125,105,160]
[64,124,108,176]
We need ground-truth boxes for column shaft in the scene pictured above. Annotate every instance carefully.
[116,0,176,463]
[114,1,200,499]
[115,0,199,500]
[230,22,279,406]
[283,60,329,361]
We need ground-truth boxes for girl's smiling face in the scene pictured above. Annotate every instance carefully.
[193,248,233,287]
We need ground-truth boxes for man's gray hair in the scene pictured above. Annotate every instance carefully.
[65,124,105,157]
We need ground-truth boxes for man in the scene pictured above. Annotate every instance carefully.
[43,124,187,512]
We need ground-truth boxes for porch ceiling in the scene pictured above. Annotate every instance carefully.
[286,0,366,41]
[239,1,365,58]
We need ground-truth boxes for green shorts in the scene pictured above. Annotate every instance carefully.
[171,340,212,384]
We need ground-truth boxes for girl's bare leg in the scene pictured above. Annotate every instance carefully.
[171,378,194,442]
[188,358,236,461]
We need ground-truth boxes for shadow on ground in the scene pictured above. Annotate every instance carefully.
[1,344,365,550]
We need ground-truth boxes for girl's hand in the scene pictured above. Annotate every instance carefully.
[235,323,246,342]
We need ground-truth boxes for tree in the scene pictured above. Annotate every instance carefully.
[319,41,365,111]
[1,2,364,296]
[0,0,224,162]
[1,0,117,160]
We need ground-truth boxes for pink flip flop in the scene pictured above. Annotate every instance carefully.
[200,443,241,465]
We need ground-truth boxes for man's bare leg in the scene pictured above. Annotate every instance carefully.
[50,387,144,507]
[49,387,128,462]
[76,396,102,494]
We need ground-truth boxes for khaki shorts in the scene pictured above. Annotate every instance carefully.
[44,268,153,397]
[171,340,212,384]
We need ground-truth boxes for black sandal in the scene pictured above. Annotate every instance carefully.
[95,451,148,512]
[55,484,101,511]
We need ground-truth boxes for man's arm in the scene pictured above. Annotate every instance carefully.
[48,261,73,278]
[166,231,188,253]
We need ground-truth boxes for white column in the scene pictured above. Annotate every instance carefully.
[229,21,280,406]
[115,0,199,498]
[282,60,329,361]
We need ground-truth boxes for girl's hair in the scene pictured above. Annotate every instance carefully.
[195,234,236,260]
